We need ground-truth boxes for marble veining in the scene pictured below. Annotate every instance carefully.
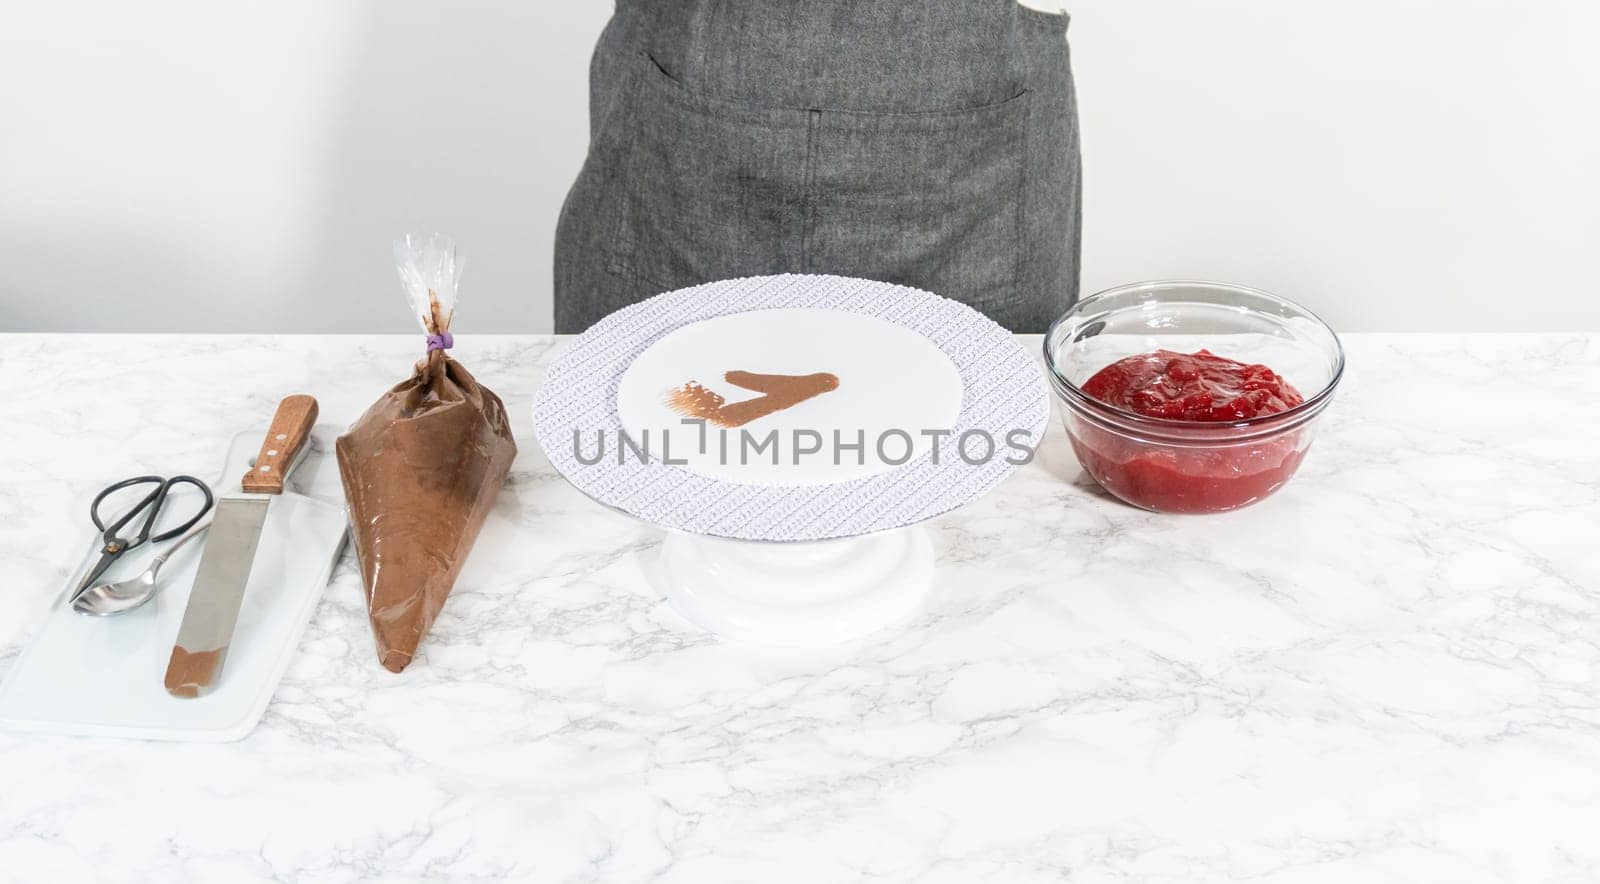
[0,333,1596,883]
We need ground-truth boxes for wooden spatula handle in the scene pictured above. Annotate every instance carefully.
[241,395,318,494]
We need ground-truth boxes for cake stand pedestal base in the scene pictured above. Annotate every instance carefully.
[653,527,934,647]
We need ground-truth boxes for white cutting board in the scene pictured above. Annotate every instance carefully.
[0,427,348,742]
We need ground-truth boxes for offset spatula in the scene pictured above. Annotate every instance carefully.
[165,395,318,698]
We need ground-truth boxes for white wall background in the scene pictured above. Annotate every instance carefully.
[4,1,1597,333]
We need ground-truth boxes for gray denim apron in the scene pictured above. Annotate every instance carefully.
[553,0,1080,333]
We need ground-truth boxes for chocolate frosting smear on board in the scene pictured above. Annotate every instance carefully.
[336,235,517,672]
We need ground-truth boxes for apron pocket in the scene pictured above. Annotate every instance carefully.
[607,51,1029,310]
[807,90,1031,311]
[606,54,811,290]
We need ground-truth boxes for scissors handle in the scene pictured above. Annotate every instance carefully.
[89,475,215,549]
[89,476,164,540]
[149,476,215,543]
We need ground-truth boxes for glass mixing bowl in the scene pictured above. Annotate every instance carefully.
[1044,280,1345,513]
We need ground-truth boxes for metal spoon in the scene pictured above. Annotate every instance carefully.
[72,519,211,616]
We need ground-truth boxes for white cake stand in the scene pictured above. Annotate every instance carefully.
[654,527,934,646]
[533,274,1047,647]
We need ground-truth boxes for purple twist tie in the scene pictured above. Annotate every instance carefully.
[426,331,454,352]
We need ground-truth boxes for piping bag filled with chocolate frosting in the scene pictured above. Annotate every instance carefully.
[337,234,517,672]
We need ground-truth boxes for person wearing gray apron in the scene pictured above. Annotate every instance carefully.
[553,0,1080,334]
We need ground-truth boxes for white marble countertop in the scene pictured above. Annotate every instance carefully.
[1,333,1596,883]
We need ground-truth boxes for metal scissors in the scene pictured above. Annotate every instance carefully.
[70,475,215,603]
